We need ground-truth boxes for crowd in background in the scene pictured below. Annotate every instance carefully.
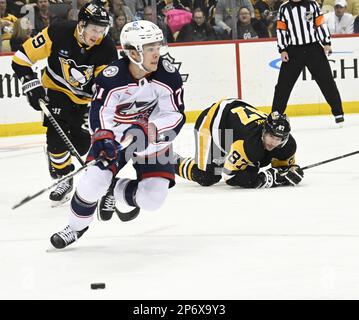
[0,0,359,52]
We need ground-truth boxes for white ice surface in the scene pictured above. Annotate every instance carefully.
[0,114,359,300]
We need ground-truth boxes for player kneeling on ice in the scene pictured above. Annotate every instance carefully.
[175,98,304,189]
[50,20,185,249]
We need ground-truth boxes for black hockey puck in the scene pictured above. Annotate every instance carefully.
[91,283,105,290]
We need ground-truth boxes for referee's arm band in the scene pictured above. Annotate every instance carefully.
[277,20,287,30]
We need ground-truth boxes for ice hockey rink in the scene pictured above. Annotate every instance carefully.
[0,114,359,300]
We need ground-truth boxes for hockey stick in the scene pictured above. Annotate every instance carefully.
[12,135,134,210]
[98,177,140,222]
[39,99,85,166]
[115,206,140,222]
[40,99,139,220]
[302,150,359,171]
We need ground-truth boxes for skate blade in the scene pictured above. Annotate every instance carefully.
[46,246,59,253]
[51,194,71,208]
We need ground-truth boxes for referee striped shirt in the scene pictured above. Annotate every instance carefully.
[276,0,331,52]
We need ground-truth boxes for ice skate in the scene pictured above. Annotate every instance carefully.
[49,177,73,206]
[50,225,88,249]
[335,115,344,128]
[97,191,116,221]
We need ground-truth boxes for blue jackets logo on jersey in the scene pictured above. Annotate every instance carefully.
[115,99,157,122]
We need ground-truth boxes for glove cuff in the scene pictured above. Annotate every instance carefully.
[91,129,115,143]
[22,78,42,94]
[257,170,274,189]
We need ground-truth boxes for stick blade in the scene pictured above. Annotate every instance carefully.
[12,188,47,210]
[12,196,32,210]
[115,206,140,222]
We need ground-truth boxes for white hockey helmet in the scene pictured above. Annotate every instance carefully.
[120,20,165,71]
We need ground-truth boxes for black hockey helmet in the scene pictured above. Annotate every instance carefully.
[78,2,110,28]
[263,111,291,141]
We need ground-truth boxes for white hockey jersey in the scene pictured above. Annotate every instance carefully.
[90,57,185,156]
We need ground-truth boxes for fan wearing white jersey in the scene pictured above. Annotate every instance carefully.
[50,20,186,249]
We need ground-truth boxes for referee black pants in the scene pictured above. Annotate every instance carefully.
[272,42,343,117]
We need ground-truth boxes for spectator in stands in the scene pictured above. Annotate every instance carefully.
[0,0,17,40]
[34,0,53,35]
[123,0,144,18]
[176,8,215,42]
[65,0,91,20]
[324,0,354,34]
[215,0,254,38]
[143,5,174,43]
[234,6,268,39]
[355,15,359,32]
[193,0,218,26]
[109,10,126,44]
[254,0,282,17]
[111,0,134,22]
[254,0,281,37]
[47,0,73,23]
[157,0,192,11]
[6,0,27,17]
[10,16,33,52]
[322,0,359,16]
[67,7,78,21]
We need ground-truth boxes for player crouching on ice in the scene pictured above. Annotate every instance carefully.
[175,98,304,189]
[50,20,185,249]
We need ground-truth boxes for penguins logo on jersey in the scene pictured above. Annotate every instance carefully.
[59,57,94,89]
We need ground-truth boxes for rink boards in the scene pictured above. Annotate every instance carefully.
[0,35,358,136]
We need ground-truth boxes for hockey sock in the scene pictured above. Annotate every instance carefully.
[176,156,195,181]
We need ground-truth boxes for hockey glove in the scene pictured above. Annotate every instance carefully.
[91,129,117,161]
[21,74,48,111]
[283,165,304,186]
[257,168,286,188]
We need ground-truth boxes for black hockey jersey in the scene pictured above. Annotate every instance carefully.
[12,21,118,105]
[194,98,297,179]
[90,56,185,156]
